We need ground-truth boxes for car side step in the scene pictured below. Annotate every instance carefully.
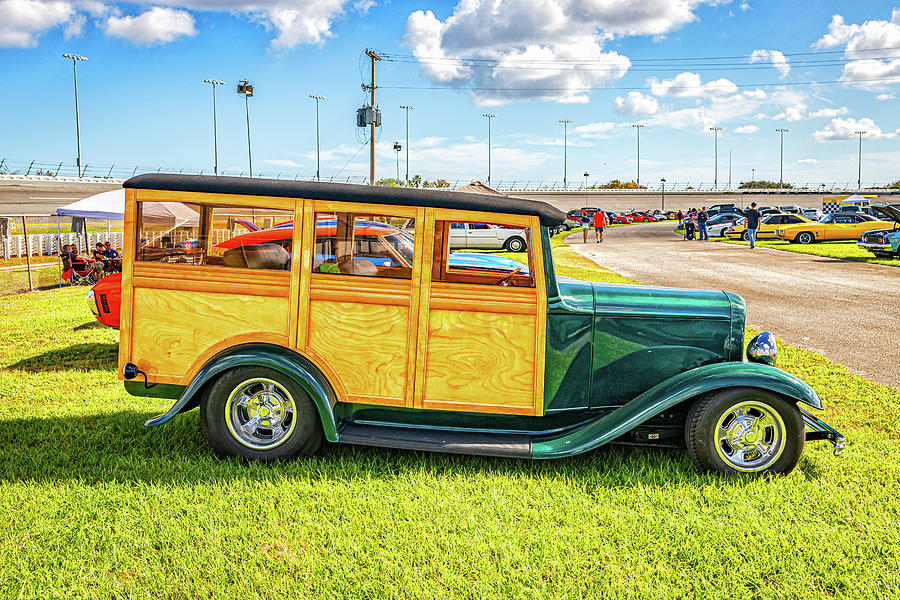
[337,424,532,458]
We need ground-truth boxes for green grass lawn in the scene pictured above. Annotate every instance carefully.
[1,239,899,598]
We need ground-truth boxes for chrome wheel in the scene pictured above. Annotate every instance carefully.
[225,378,297,450]
[715,401,786,472]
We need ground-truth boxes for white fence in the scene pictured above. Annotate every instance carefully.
[1,232,124,260]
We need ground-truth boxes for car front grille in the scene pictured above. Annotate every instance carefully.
[99,293,110,313]
[863,234,884,243]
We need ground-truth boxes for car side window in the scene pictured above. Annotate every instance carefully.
[468,223,491,230]
[312,212,414,279]
[431,220,534,288]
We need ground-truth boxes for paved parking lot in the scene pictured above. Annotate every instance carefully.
[570,222,900,388]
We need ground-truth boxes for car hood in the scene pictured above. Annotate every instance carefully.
[873,204,900,224]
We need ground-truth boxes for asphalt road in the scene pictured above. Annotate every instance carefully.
[0,180,120,215]
[569,222,900,389]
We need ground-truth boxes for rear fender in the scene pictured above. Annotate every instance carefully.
[532,361,821,459]
[143,343,339,442]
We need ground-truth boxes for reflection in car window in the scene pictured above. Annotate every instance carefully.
[434,220,534,288]
[312,213,413,279]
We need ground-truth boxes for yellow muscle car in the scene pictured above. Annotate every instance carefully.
[775,212,895,244]
[725,213,811,241]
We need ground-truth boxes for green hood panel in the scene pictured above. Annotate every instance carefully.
[592,283,734,319]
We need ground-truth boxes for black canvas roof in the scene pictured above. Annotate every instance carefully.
[124,174,565,227]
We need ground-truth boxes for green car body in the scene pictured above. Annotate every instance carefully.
[136,226,844,464]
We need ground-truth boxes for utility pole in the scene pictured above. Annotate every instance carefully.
[365,49,382,185]
[62,53,88,177]
[855,130,866,189]
[583,172,589,204]
[483,113,496,185]
[237,80,254,177]
[400,105,415,184]
[660,178,666,212]
[710,127,723,189]
[633,124,645,186]
[204,79,225,175]
[560,119,573,189]
[776,128,789,190]
[309,94,326,181]
[728,149,732,190]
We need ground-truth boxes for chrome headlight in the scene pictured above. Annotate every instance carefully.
[86,289,95,300]
[746,331,777,366]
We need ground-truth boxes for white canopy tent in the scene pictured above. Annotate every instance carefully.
[56,188,199,226]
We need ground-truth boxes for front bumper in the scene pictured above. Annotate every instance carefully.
[857,241,892,253]
[85,289,100,318]
[799,406,846,456]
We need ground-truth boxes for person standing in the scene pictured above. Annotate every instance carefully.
[697,206,709,241]
[745,202,761,249]
[581,213,591,243]
[593,209,607,242]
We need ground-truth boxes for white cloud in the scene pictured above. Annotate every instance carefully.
[877,93,895,100]
[614,91,659,115]
[105,7,195,45]
[573,122,620,139]
[648,72,738,97]
[749,49,790,78]
[798,158,818,164]
[808,107,849,118]
[733,125,758,134]
[813,117,882,143]
[0,0,76,47]
[263,159,302,168]
[773,104,848,121]
[813,10,900,89]
[402,0,722,105]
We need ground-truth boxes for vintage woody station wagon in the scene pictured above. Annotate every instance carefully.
[120,174,844,475]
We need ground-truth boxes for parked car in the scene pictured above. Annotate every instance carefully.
[627,212,657,223]
[778,205,803,215]
[775,212,896,244]
[857,204,900,258]
[725,213,813,241]
[801,208,824,221]
[114,173,844,475]
[706,203,744,218]
[606,212,633,224]
[708,216,744,237]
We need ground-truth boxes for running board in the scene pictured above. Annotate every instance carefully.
[337,424,531,458]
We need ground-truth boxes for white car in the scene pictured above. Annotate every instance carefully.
[449,222,528,252]
[708,217,744,237]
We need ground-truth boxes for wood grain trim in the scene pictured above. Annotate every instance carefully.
[301,346,350,405]
[428,297,537,315]
[132,262,291,287]
[309,287,410,306]
[529,216,547,417]
[312,200,418,218]
[430,281,537,302]
[403,206,427,408]
[431,207,533,228]
[179,332,291,385]
[132,276,290,298]
[136,189,295,211]
[412,207,436,409]
[288,199,304,348]
[420,400,536,416]
[347,394,408,407]
[309,273,411,293]
[296,200,316,350]
[117,188,138,379]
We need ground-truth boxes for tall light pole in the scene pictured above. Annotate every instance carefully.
[855,130,866,189]
[400,105,415,184]
[393,142,402,182]
[237,80,254,177]
[583,171,589,204]
[633,123,645,186]
[560,119,573,189]
[776,128,789,190]
[62,53,88,177]
[204,79,225,176]
[483,113,496,185]
[710,127,723,189]
[660,178,666,212]
[309,94,326,181]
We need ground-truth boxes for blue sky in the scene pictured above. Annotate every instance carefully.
[2,0,900,187]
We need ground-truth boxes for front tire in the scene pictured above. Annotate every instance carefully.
[504,236,526,252]
[740,231,750,241]
[795,231,815,244]
[685,388,804,475]
[201,366,323,461]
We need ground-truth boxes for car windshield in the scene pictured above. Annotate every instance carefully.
[819,214,837,224]
[383,232,415,265]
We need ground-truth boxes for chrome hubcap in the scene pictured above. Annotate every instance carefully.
[225,378,296,450]
[715,401,785,472]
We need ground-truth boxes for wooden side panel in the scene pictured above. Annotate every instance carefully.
[131,288,288,381]
[118,188,138,378]
[422,310,536,414]
[288,198,305,348]
[306,301,409,405]
[136,189,295,211]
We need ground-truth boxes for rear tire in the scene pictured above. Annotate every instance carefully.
[504,236,526,252]
[795,232,815,244]
[741,231,750,241]
[685,387,804,476]
[201,366,323,461]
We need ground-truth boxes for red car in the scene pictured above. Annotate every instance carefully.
[626,212,657,223]
[607,213,633,225]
